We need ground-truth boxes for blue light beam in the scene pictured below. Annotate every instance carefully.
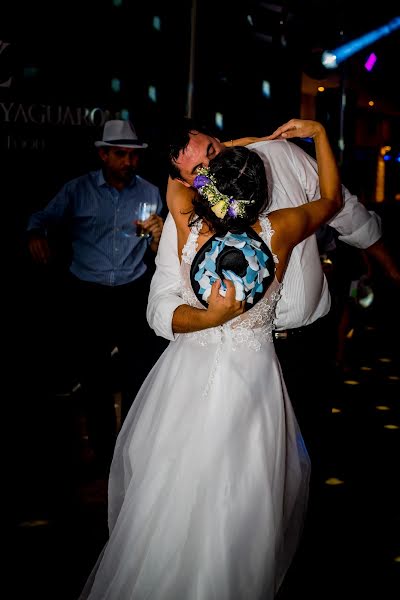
[322,16,400,69]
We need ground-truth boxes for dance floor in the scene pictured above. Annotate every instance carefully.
[9,286,399,599]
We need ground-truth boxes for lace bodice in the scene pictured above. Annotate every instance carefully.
[180,215,282,350]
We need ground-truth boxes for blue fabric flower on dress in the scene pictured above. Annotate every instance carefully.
[193,231,271,305]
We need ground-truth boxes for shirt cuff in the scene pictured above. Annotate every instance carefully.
[147,297,185,341]
[337,211,382,249]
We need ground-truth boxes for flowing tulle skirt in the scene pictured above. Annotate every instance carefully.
[80,331,310,600]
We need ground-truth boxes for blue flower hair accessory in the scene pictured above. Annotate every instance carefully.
[190,229,274,310]
[193,166,255,220]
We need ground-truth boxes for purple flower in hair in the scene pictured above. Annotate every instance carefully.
[193,174,211,189]
[227,198,237,217]
[193,166,255,219]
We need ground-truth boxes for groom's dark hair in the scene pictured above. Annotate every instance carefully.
[165,117,219,180]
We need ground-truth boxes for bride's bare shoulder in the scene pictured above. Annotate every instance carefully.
[167,178,194,213]
[167,177,195,235]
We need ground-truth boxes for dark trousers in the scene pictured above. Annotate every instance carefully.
[67,271,167,473]
[273,312,337,474]
[273,312,338,598]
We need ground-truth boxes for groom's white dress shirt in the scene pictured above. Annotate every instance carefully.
[147,140,381,340]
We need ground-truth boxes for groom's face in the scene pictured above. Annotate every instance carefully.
[175,132,225,187]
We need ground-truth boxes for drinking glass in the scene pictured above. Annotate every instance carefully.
[135,201,157,238]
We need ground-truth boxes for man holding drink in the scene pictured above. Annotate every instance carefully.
[135,201,159,239]
[26,119,165,476]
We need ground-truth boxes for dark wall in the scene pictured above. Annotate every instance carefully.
[3,1,305,268]
[191,0,302,138]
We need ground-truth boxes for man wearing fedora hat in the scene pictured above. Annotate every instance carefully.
[27,119,165,476]
[94,119,149,150]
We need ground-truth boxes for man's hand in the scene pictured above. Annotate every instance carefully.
[172,279,245,334]
[28,235,51,264]
[142,214,164,252]
[205,279,245,327]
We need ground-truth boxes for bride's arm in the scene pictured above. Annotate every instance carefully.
[223,135,273,147]
[270,119,343,257]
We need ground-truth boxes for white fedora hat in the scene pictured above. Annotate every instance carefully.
[95,120,148,149]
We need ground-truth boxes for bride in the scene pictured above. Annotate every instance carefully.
[79,119,342,600]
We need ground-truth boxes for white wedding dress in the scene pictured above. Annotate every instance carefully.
[80,215,310,600]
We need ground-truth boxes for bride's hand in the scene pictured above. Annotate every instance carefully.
[265,119,324,141]
[206,280,245,327]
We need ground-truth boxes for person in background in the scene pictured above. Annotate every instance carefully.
[27,119,165,477]
[317,226,375,372]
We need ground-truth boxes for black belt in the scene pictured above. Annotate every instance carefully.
[273,327,307,340]
[273,315,329,340]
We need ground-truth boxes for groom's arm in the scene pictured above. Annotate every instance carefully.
[146,213,184,341]
[146,213,245,339]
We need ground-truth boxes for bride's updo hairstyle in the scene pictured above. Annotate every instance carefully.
[191,146,270,236]
[190,147,274,310]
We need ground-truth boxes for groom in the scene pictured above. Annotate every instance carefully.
[148,117,398,460]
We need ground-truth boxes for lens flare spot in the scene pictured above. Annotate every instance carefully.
[325,477,345,486]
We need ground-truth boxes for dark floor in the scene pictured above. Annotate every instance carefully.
[9,287,400,600]
[277,303,400,599]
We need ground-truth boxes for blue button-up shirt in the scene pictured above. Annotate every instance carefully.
[27,170,163,286]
